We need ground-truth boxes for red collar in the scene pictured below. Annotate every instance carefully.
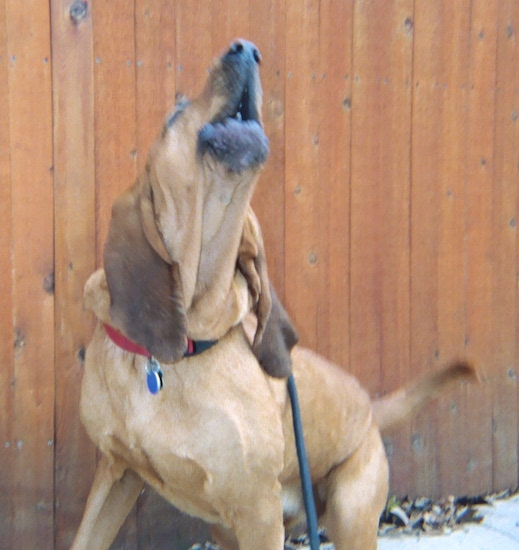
[103,324,217,359]
[104,323,152,357]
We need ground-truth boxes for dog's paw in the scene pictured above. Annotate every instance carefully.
[198,119,269,173]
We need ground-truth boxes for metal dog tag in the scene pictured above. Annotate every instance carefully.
[145,357,164,395]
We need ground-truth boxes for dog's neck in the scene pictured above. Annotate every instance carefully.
[186,167,260,339]
[199,165,258,277]
[149,155,258,340]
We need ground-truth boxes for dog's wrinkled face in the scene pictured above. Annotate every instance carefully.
[102,40,275,363]
[157,39,269,187]
[146,39,271,265]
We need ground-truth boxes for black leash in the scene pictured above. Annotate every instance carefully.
[287,374,320,550]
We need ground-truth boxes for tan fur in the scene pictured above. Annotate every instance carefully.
[74,271,473,550]
[100,39,294,377]
[75,265,476,549]
[102,40,272,366]
[73,41,477,549]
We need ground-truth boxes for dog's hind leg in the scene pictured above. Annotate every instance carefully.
[322,426,389,550]
[71,455,143,550]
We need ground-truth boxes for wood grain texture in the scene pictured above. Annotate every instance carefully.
[135,0,177,171]
[0,0,14,544]
[489,0,519,492]
[284,0,321,350]
[350,0,413,392]
[5,0,55,545]
[50,0,96,547]
[93,0,138,264]
[315,0,353,367]
[211,0,249,55]
[250,0,287,296]
[459,0,498,498]
[174,2,213,99]
[409,0,473,499]
[2,1,519,545]
[350,0,413,496]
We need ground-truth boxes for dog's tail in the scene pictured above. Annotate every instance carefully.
[372,360,478,432]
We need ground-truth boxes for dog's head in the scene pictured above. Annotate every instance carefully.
[197,40,268,175]
[150,40,269,211]
[102,40,274,364]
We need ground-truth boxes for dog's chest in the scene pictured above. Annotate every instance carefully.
[80,325,286,522]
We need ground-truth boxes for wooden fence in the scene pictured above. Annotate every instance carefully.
[1,0,518,548]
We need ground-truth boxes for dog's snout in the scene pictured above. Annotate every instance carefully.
[228,40,261,64]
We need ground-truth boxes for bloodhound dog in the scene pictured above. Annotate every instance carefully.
[72,40,477,550]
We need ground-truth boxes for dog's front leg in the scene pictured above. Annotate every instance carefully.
[230,485,285,550]
[71,455,143,550]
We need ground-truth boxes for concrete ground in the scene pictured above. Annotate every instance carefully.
[378,492,519,550]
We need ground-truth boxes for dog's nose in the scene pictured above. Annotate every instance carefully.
[228,40,261,64]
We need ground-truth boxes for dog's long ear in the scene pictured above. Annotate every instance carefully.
[237,207,271,345]
[252,283,299,378]
[237,208,298,378]
[103,183,187,363]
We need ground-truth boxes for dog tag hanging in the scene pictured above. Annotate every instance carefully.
[145,357,164,395]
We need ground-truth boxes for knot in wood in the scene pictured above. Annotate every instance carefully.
[70,1,88,25]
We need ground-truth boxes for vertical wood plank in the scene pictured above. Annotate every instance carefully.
[174,2,213,99]
[462,0,499,497]
[211,0,249,54]
[135,0,177,172]
[315,0,353,366]
[93,0,138,264]
[350,0,413,392]
[249,0,287,295]
[5,0,55,545]
[448,2,497,500]
[0,0,14,544]
[284,0,321,350]
[50,0,96,547]
[410,0,473,498]
[350,0,413,496]
[489,0,519,491]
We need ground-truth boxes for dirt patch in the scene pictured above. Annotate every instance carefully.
[378,488,517,538]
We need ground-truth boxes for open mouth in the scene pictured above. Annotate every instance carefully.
[232,84,256,122]
[217,70,260,126]
[212,40,262,125]
[197,40,268,173]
